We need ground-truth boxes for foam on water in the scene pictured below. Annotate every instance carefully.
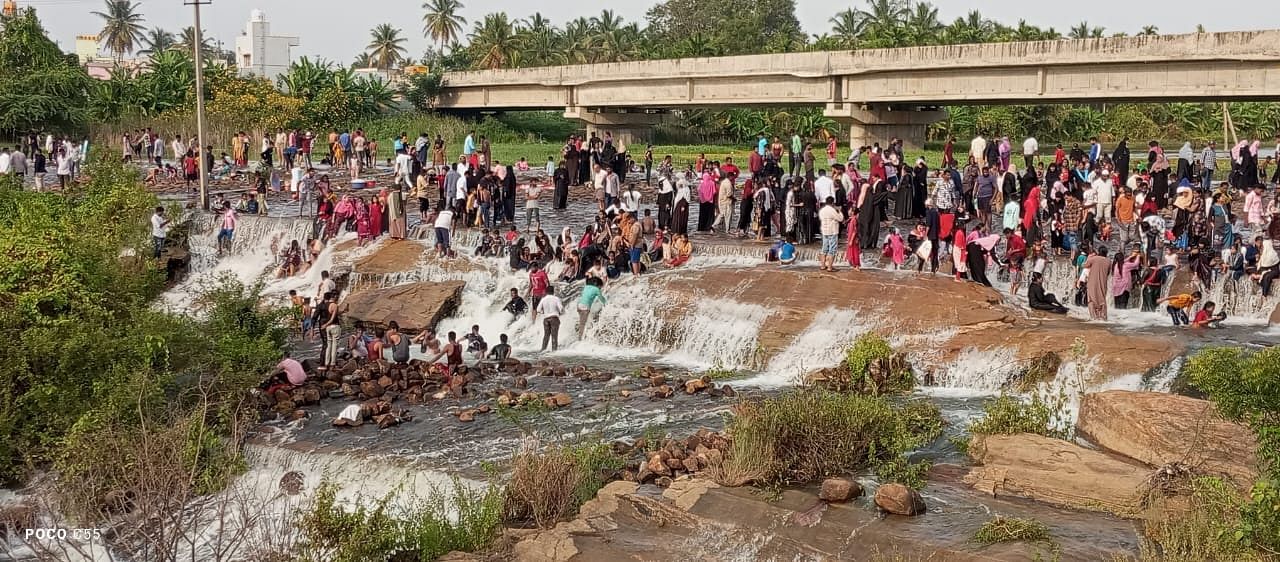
[738,308,868,388]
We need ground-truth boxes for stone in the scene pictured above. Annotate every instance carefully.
[476,404,492,414]
[964,433,1149,517]
[272,389,291,403]
[360,381,384,399]
[665,458,685,471]
[681,457,701,473]
[652,384,675,399]
[342,280,465,332]
[655,476,673,487]
[514,376,528,389]
[646,454,672,476]
[302,387,322,404]
[497,394,512,407]
[684,378,709,394]
[873,483,926,515]
[819,478,863,502]
[551,392,573,407]
[458,410,475,422]
[720,385,736,397]
[274,400,295,413]
[1077,390,1260,490]
[279,471,305,495]
[649,374,667,387]
[619,390,632,398]
[378,375,395,389]
[340,360,358,376]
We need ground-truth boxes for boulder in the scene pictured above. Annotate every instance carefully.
[873,483,926,515]
[649,374,667,387]
[819,478,863,502]
[551,392,573,407]
[652,384,675,399]
[458,410,476,422]
[720,385,736,397]
[646,454,672,476]
[1077,390,1260,489]
[514,376,528,389]
[964,433,1149,517]
[685,378,709,394]
[279,471,305,495]
[342,280,465,332]
[360,381,384,399]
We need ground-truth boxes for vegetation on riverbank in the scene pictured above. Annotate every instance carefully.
[973,516,1054,546]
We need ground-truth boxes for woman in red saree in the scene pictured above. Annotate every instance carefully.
[369,195,384,239]
[356,197,373,245]
[845,207,862,268]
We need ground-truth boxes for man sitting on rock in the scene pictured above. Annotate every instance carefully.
[487,334,512,362]
[262,355,307,394]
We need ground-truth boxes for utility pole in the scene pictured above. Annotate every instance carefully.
[186,0,212,210]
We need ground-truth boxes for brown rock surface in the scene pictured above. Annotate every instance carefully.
[352,239,430,275]
[873,483,926,515]
[342,280,464,332]
[965,433,1150,517]
[1078,390,1260,489]
[819,478,863,503]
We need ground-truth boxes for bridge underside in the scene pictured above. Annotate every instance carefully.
[437,58,1280,148]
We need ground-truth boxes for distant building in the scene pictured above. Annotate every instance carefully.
[233,9,298,81]
[75,34,103,64]
[3,0,17,17]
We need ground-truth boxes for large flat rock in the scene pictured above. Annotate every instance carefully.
[342,281,464,332]
[964,433,1150,518]
[1077,390,1260,490]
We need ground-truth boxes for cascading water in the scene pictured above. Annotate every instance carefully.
[738,308,868,388]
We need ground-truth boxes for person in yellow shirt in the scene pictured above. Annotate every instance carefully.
[1157,290,1200,326]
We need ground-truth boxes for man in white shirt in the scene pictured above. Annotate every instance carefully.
[545,158,555,177]
[813,169,834,203]
[817,196,844,271]
[0,148,10,174]
[605,169,621,208]
[172,135,186,161]
[521,182,544,230]
[434,208,454,257]
[621,183,642,214]
[1091,170,1115,223]
[152,135,165,166]
[316,270,336,304]
[393,150,413,189]
[537,285,565,351]
[1022,137,1038,170]
[970,134,988,167]
[150,206,170,259]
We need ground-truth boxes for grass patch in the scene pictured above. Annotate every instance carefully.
[973,516,1054,545]
[503,442,624,529]
[703,359,739,380]
[295,477,503,562]
[809,333,915,395]
[718,389,941,488]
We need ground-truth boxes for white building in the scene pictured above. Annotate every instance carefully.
[233,9,298,81]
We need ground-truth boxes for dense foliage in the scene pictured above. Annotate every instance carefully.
[0,158,285,490]
[0,9,90,135]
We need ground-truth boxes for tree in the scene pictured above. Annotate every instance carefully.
[174,26,214,59]
[1140,25,1159,36]
[854,0,910,47]
[830,8,862,44]
[422,0,466,51]
[646,0,802,56]
[468,13,520,69]
[0,8,90,133]
[366,24,407,69]
[137,28,175,56]
[1068,21,1105,39]
[92,0,146,60]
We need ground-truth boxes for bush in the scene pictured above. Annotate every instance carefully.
[721,390,941,487]
[810,334,914,395]
[973,516,1053,545]
[296,478,503,562]
[503,442,624,528]
[1184,347,1280,475]
[967,393,1071,441]
[844,333,894,375]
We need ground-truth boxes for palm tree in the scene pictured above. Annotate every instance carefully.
[352,52,375,68]
[138,28,175,56]
[1196,24,1206,34]
[366,24,407,69]
[174,27,214,59]
[422,0,466,51]
[1140,25,1159,36]
[469,13,520,69]
[522,13,552,34]
[903,2,942,46]
[855,0,909,46]
[92,0,146,60]
[519,25,566,67]
[1068,21,1106,39]
[830,9,862,45]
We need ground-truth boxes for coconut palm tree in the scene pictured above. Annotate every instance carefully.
[92,0,146,60]
[520,25,566,67]
[422,0,466,51]
[1068,21,1105,39]
[829,9,862,45]
[138,28,175,56]
[1140,25,1159,36]
[855,0,909,45]
[902,2,942,46]
[469,13,520,69]
[174,27,214,58]
[352,52,375,68]
[366,24,407,69]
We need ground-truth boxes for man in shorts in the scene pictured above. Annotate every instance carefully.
[216,201,237,256]
[817,196,844,271]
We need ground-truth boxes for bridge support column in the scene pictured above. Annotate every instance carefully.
[824,106,946,151]
[564,108,662,147]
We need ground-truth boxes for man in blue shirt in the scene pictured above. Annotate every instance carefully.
[1088,137,1101,167]
[778,236,796,265]
[756,134,767,157]
[464,131,476,155]
[339,131,351,154]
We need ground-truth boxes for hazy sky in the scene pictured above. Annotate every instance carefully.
[25,0,1280,63]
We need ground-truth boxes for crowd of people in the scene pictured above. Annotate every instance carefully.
[0,133,89,189]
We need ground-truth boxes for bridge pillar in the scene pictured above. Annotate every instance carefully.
[824,106,946,151]
[564,108,663,147]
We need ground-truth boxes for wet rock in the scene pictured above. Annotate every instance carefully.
[360,381,384,399]
[619,390,632,398]
[874,483,926,515]
[497,394,513,407]
[681,458,701,473]
[272,389,291,403]
[342,280,464,332]
[651,384,675,399]
[819,478,862,502]
[513,361,531,376]
[279,471,305,495]
[655,476,673,488]
[684,379,709,394]
[649,374,667,387]
[476,404,491,414]
[274,400,295,413]
[378,375,395,389]
[665,458,685,471]
[1077,390,1259,490]
[646,454,672,476]
[286,409,307,422]
[551,392,573,407]
[320,380,340,391]
[302,387,322,404]
[720,385,736,397]
[589,372,614,383]
[458,410,475,422]
[340,360,358,376]
[514,376,529,389]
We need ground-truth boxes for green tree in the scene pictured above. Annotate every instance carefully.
[645,0,802,56]
[137,28,175,56]
[469,13,521,69]
[174,26,214,59]
[1140,25,1159,36]
[854,0,910,47]
[1068,21,1105,39]
[0,8,90,133]
[366,23,407,70]
[92,0,146,60]
[422,0,466,51]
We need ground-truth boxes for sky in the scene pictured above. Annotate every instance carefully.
[22,0,1280,64]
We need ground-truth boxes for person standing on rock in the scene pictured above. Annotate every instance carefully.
[1083,246,1112,320]
[538,285,564,352]
[577,276,607,339]
[319,291,342,371]
[528,264,549,322]
[817,196,843,272]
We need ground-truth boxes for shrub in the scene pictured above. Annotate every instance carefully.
[968,393,1071,441]
[296,478,503,562]
[973,516,1053,545]
[1184,347,1280,475]
[1136,477,1258,562]
[503,442,623,529]
[811,333,914,395]
[722,390,941,487]
[844,333,894,375]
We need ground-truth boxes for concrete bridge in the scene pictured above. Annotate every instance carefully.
[438,30,1280,147]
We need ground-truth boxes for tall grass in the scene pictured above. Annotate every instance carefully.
[503,442,624,529]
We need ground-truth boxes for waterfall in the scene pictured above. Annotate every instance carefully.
[738,308,869,388]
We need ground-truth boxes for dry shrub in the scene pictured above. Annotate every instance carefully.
[503,442,622,529]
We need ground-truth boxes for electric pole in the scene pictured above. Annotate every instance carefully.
[186,0,212,210]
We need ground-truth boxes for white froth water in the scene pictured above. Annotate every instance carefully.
[1141,356,1185,392]
[925,346,1021,395]
[738,308,867,388]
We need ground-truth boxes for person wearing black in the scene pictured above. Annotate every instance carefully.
[1027,272,1068,313]
[503,287,528,317]
[503,164,518,223]
[966,236,992,287]
[553,161,569,209]
[858,179,887,250]
[912,159,929,219]
[1112,138,1130,186]
[656,172,674,230]
[921,198,941,273]
[796,186,817,244]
